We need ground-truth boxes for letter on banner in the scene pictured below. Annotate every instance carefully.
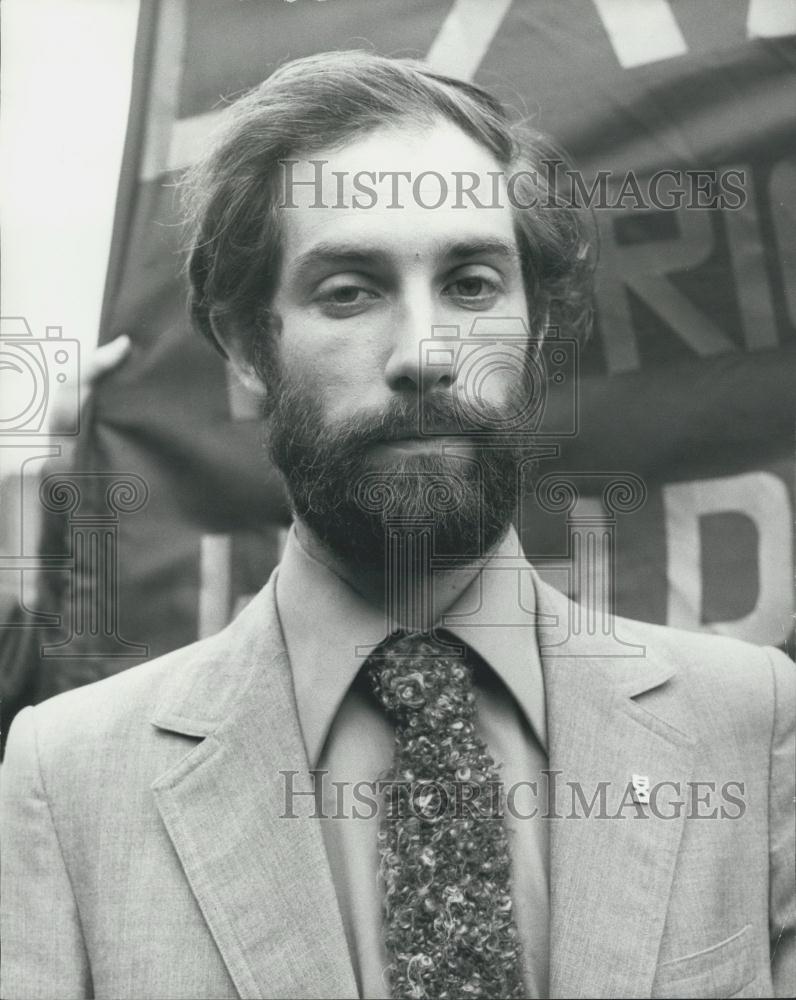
[663,472,792,645]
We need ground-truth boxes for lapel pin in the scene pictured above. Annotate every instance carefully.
[631,773,651,804]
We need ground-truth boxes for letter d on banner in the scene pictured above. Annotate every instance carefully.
[663,472,792,645]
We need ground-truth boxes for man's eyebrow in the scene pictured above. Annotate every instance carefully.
[290,237,520,282]
[444,238,520,262]
[291,243,388,282]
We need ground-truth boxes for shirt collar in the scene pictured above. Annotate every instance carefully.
[275,522,547,766]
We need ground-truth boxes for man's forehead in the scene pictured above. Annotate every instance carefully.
[277,120,519,268]
[288,118,503,178]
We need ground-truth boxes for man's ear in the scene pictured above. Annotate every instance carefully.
[208,308,268,401]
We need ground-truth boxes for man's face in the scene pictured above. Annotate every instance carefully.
[262,119,535,569]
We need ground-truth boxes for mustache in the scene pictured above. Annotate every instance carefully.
[321,391,511,453]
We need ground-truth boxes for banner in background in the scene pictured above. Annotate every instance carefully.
[31,0,796,695]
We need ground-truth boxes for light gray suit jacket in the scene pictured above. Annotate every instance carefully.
[1,572,794,1000]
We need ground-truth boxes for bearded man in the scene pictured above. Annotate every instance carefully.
[2,51,793,1000]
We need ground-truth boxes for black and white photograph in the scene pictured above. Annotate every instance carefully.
[1,1,794,998]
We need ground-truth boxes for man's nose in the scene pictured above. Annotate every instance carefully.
[384,296,456,393]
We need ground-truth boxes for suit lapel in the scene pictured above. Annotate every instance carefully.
[150,577,357,1000]
[535,578,695,999]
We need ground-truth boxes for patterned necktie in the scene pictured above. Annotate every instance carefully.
[367,631,527,1000]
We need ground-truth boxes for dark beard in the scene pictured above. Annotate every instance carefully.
[262,366,528,574]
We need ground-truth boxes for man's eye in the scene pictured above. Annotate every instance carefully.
[317,284,379,315]
[330,286,365,304]
[444,275,501,308]
[453,277,486,297]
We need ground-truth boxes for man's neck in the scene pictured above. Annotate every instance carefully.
[293,518,506,633]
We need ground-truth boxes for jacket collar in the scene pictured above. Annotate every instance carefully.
[275,522,548,765]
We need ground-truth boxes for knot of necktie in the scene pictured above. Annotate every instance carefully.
[369,631,475,723]
[366,631,527,1000]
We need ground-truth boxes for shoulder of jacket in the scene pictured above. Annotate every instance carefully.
[27,630,228,759]
[611,613,793,727]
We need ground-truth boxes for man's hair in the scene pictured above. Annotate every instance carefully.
[183,49,594,360]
